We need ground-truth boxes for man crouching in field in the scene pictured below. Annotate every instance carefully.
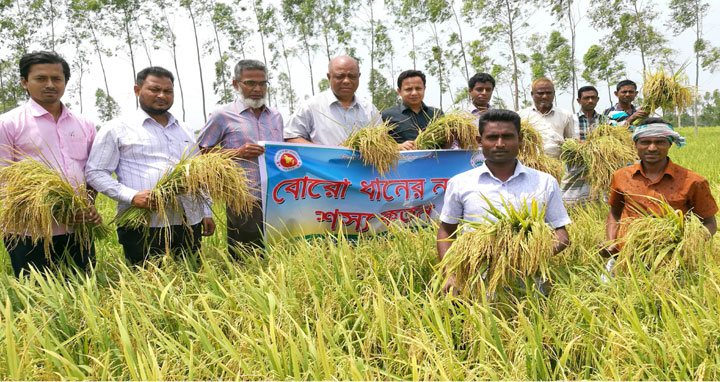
[604,118,717,259]
[0,51,101,277]
[437,109,571,296]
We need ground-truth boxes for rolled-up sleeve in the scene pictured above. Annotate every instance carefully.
[284,103,313,140]
[85,125,139,204]
[440,177,464,225]
[544,178,572,228]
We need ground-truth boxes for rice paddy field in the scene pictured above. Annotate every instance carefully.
[1,127,720,380]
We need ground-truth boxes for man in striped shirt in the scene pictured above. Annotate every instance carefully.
[86,67,215,265]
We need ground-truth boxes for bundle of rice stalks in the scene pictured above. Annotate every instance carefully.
[439,195,555,297]
[642,67,695,113]
[614,197,710,278]
[0,157,110,255]
[560,124,636,198]
[343,120,400,175]
[116,151,254,229]
[518,121,564,182]
[415,111,478,150]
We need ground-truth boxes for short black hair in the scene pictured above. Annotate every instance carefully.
[637,117,671,126]
[396,70,426,89]
[616,79,637,91]
[577,85,598,99]
[478,109,521,136]
[19,51,71,84]
[136,66,175,86]
[468,72,495,90]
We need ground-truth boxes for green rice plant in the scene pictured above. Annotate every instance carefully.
[0,156,110,255]
[614,196,711,280]
[415,112,478,150]
[343,120,401,175]
[642,67,695,114]
[561,124,637,198]
[519,121,564,182]
[116,150,254,229]
[439,195,555,297]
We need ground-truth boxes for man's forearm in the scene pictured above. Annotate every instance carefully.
[285,137,313,144]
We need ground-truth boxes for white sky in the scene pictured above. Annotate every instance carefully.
[48,0,720,129]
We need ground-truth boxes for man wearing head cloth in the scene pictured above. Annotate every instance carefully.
[604,118,717,258]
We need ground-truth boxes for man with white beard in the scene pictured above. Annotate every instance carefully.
[197,59,283,254]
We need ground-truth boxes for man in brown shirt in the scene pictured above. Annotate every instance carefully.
[606,118,717,255]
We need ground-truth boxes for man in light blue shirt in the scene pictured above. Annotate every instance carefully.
[284,56,379,146]
[437,109,571,295]
[86,67,215,265]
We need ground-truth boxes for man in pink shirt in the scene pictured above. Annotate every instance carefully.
[0,51,100,277]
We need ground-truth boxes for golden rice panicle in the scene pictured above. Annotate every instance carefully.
[517,121,564,182]
[584,135,637,198]
[0,158,109,256]
[184,151,255,215]
[560,139,584,166]
[614,198,711,278]
[642,67,695,113]
[416,112,478,150]
[439,196,555,297]
[343,120,400,176]
[589,123,633,147]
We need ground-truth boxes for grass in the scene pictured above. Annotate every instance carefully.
[0,127,720,380]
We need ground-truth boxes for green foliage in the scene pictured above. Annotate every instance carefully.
[367,69,399,111]
[94,88,119,122]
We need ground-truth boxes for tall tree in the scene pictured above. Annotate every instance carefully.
[545,30,573,107]
[547,0,580,110]
[252,0,276,107]
[463,0,534,110]
[107,0,143,109]
[590,0,667,74]
[151,0,187,120]
[388,0,423,70]
[208,1,237,104]
[582,44,626,105]
[180,0,207,122]
[282,0,319,96]
[268,8,298,113]
[668,0,719,136]
[422,0,452,109]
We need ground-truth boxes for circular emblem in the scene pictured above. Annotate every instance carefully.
[470,150,485,168]
[275,149,302,172]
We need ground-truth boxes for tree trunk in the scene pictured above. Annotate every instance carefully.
[504,0,519,110]
[187,4,207,122]
[136,19,153,66]
[567,0,577,113]
[632,1,647,74]
[163,9,186,121]
[279,33,295,112]
[211,20,229,99]
[410,25,417,69]
[430,23,444,109]
[89,22,111,97]
[124,15,138,109]
[49,0,55,51]
[253,1,272,106]
[78,61,84,113]
[0,62,5,112]
[302,32,315,96]
[693,0,700,136]
[369,4,375,99]
[451,4,469,82]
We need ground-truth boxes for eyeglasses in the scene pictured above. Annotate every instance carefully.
[240,80,268,88]
[331,73,360,81]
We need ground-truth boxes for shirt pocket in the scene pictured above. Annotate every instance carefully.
[63,129,91,161]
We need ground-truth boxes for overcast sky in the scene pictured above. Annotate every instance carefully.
[57,0,720,130]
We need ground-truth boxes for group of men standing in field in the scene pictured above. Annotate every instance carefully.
[0,51,717,295]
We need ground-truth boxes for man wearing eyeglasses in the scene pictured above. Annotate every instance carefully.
[197,59,283,253]
[284,55,380,146]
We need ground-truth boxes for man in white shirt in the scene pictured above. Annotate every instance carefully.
[518,78,576,159]
[437,109,571,295]
[284,56,380,146]
[85,66,215,265]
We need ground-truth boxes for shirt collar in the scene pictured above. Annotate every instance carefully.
[632,157,678,183]
[400,102,428,114]
[532,105,554,115]
[26,98,68,120]
[326,89,357,108]
[577,110,598,119]
[467,104,492,115]
[235,99,269,115]
[477,159,528,183]
[135,108,178,128]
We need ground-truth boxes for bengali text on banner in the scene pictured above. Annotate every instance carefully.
[258,142,484,240]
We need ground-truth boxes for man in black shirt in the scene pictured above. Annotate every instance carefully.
[381,70,442,150]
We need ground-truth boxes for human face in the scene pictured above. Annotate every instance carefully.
[636,137,670,166]
[397,76,425,110]
[615,85,638,105]
[233,69,267,107]
[327,60,360,100]
[134,75,174,115]
[21,63,66,107]
[469,81,494,108]
[532,83,555,111]
[480,121,521,165]
[577,90,599,113]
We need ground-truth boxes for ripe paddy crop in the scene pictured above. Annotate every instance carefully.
[1,127,720,380]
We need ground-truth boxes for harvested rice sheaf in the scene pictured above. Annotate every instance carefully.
[0,157,111,256]
[343,120,400,175]
[415,112,478,150]
[614,197,711,278]
[560,124,637,198]
[642,67,695,113]
[116,151,255,229]
[518,121,564,182]
[439,195,556,297]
